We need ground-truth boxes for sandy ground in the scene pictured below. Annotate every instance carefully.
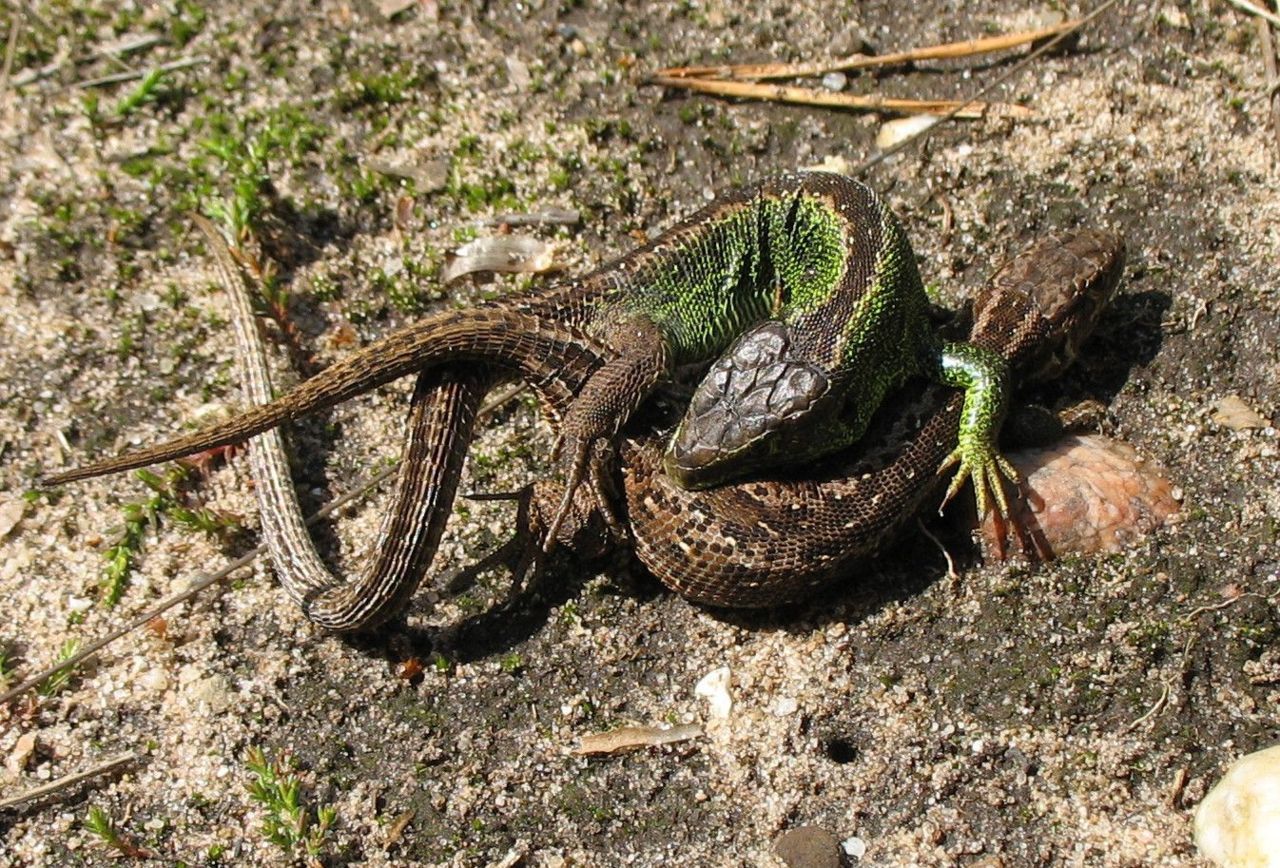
[2,1,1279,865]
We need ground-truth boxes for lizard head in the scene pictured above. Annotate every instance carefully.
[663,320,838,490]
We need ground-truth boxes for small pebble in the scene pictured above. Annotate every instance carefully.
[821,72,847,92]
[139,668,170,694]
[186,674,234,715]
[841,836,866,859]
[505,56,531,91]
[775,825,846,868]
[0,497,25,540]
[694,666,733,719]
[1195,744,1280,867]
[7,732,37,775]
[831,26,875,57]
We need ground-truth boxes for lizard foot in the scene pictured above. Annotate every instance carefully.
[938,443,1022,559]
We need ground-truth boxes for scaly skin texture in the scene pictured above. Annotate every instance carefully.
[603,230,1126,607]
[543,173,1014,537]
[51,173,1008,495]
[43,172,1065,630]
[195,216,507,630]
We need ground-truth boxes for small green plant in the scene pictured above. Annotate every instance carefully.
[244,747,336,864]
[38,638,82,696]
[84,805,153,859]
[101,467,239,607]
[168,0,207,46]
[337,69,417,110]
[369,257,441,315]
[0,645,11,689]
[115,68,166,117]
[199,107,324,240]
[201,136,272,241]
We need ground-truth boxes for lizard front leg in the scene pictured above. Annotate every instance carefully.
[542,311,671,552]
[930,340,1018,521]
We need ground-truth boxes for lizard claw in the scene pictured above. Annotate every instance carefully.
[540,436,625,554]
[542,437,589,555]
[938,444,1021,529]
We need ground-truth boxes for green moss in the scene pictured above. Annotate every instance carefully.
[370,256,443,315]
[168,0,208,47]
[192,104,325,236]
[337,67,422,110]
[309,274,342,302]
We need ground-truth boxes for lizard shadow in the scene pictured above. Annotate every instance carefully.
[353,550,625,664]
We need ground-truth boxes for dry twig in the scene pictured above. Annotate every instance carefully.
[657,18,1083,81]
[574,724,703,755]
[1257,2,1280,159]
[0,753,137,811]
[855,0,1120,174]
[648,75,1031,118]
[1224,0,1280,29]
[0,11,19,103]
[76,55,207,89]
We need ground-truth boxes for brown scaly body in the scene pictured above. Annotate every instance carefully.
[611,231,1125,607]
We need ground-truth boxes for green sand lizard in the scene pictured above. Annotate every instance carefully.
[42,173,1123,629]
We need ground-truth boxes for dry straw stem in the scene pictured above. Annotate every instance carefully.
[1223,0,1280,29]
[76,55,208,89]
[0,753,137,811]
[574,724,703,755]
[656,18,1084,81]
[648,75,1031,118]
[0,12,19,102]
[1256,2,1280,158]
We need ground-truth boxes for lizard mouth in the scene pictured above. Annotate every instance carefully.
[664,320,832,489]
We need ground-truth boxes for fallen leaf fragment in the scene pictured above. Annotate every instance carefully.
[442,235,558,284]
[0,496,25,540]
[378,0,416,18]
[385,809,414,844]
[1212,395,1270,431]
[876,115,940,150]
[573,723,702,755]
